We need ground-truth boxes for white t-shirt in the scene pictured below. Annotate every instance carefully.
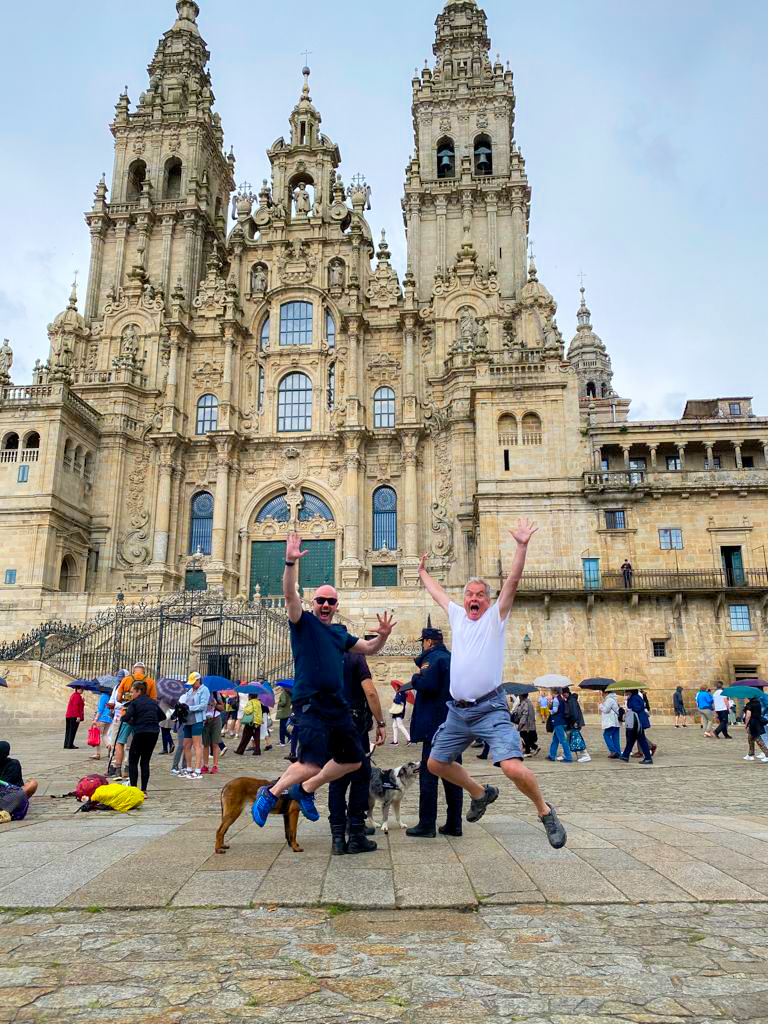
[713,689,728,712]
[447,601,509,701]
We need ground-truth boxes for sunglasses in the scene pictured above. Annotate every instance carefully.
[314,596,338,606]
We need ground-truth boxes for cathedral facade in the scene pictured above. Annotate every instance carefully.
[0,0,766,695]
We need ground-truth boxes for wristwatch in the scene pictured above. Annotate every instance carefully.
[285,560,295,566]
[376,720,385,728]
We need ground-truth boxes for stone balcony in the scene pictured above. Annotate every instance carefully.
[517,567,768,595]
[583,467,768,498]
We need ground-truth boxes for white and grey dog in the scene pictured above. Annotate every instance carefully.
[368,761,420,833]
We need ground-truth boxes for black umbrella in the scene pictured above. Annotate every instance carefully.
[67,679,103,694]
[503,683,538,696]
[579,677,616,691]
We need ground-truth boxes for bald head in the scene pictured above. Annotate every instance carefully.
[312,584,339,623]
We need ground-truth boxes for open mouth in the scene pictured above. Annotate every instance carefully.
[469,602,480,614]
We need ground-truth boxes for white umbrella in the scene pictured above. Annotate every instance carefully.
[533,673,572,690]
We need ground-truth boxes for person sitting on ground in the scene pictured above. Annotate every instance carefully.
[252,531,396,834]
[0,741,38,797]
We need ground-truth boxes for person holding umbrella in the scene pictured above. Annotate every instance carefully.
[64,684,86,749]
[619,688,654,764]
[598,689,622,758]
[508,687,539,757]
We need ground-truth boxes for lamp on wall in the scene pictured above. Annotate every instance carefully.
[522,633,531,653]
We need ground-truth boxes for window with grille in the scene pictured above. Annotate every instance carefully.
[704,456,721,470]
[373,387,395,428]
[652,640,667,658]
[600,458,610,471]
[629,457,646,484]
[299,493,334,522]
[279,301,313,346]
[659,528,683,550]
[189,491,213,555]
[372,565,398,587]
[604,509,626,530]
[372,486,397,550]
[666,455,682,471]
[196,394,218,434]
[327,363,335,410]
[326,310,336,350]
[260,316,270,351]
[728,604,752,631]
[257,494,291,522]
[277,373,312,432]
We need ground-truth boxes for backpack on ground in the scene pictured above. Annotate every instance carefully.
[75,774,108,801]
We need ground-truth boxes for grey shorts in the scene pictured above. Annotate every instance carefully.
[430,694,524,766]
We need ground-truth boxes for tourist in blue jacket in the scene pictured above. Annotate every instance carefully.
[620,690,654,764]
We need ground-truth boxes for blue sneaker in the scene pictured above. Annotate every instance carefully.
[251,786,278,827]
[286,782,319,821]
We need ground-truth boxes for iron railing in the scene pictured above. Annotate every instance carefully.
[517,568,768,593]
[0,594,292,683]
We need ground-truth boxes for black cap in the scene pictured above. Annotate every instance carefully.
[419,627,443,643]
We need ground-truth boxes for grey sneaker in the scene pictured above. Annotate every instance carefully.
[466,784,499,823]
[540,803,567,849]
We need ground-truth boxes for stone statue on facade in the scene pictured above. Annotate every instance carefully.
[457,308,478,350]
[543,316,564,357]
[251,264,267,295]
[293,182,311,217]
[328,260,345,289]
[0,338,12,382]
[121,324,140,360]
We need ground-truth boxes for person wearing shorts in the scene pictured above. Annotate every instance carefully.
[419,518,567,850]
[202,694,225,773]
[252,531,396,852]
[179,673,210,779]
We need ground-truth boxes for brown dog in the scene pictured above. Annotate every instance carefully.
[215,777,303,854]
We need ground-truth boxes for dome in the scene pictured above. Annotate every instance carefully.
[567,287,606,357]
[50,281,87,334]
[519,257,555,309]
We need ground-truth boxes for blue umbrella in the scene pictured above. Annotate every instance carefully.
[0,677,7,688]
[275,678,294,690]
[235,683,275,708]
[200,675,234,693]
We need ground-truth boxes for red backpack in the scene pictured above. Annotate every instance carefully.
[75,774,108,801]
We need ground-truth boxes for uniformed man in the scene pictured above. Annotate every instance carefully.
[405,627,463,838]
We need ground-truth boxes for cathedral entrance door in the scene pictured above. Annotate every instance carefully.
[250,541,286,600]
[299,540,336,592]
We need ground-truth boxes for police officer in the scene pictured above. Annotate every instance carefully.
[327,649,387,855]
[405,627,463,838]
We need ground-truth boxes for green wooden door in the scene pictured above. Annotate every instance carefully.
[299,540,335,592]
[250,541,285,599]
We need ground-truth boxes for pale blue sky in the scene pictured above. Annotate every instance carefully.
[0,1,765,419]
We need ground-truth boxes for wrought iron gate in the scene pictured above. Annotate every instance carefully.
[0,594,292,683]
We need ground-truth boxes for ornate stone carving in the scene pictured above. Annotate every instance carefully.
[0,338,12,382]
[192,361,223,389]
[193,252,227,312]
[276,240,317,285]
[117,443,151,567]
[367,351,401,385]
[366,231,401,309]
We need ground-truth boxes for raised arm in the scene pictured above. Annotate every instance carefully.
[418,553,450,612]
[351,611,397,657]
[283,531,308,624]
[498,518,538,619]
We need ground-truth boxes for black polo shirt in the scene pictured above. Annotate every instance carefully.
[289,610,359,703]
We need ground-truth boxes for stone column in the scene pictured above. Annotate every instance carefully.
[212,440,231,564]
[182,212,197,304]
[340,433,363,586]
[705,443,715,469]
[151,444,176,565]
[649,445,658,469]
[733,441,743,469]
[762,441,768,467]
[436,198,447,274]
[221,335,234,429]
[239,528,249,597]
[159,215,176,298]
[403,317,416,397]
[486,194,498,272]
[345,322,361,427]
[593,447,603,472]
[401,431,421,586]
[113,221,129,292]
[622,446,631,469]
[676,443,686,470]
[85,222,107,320]
[511,195,527,293]
[162,337,180,431]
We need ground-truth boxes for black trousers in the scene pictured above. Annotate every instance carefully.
[128,731,158,791]
[520,728,539,754]
[235,724,260,755]
[161,728,175,753]
[64,718,80,748]
[418,738,463,830]
[714,710,731,738]
[328,728,371,830]
[622,727,652,760]
[279,719,290,744]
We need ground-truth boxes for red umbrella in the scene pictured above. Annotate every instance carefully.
[391,679,415,705]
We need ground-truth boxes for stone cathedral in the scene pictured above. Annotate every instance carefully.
[0,0,766,694]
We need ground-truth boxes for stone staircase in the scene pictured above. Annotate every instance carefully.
[0,660,100,729]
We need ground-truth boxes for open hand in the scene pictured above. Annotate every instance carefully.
[375,610,397,640]
[285,531,308,563]
[510,517,538,546]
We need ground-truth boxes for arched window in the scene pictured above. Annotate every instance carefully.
[260,315,270,351]
[63,438,73,469]
[327,363,336,411]
[2,432,19,451]
[521,412,542,446]
[325,309,336,350]
[497,414,517,446]
[23,431,40,450]
[373,486,397,550]
[127,159,147,201]
[373,386,396,428]
[59,556,78,593]
[164,157,182,200]
[586,381,596,399]
[277,372,312,432]
[188,491,214,554]
[279,301,313,346]
[196,394,219,434]
[437,137,455,179]
[299,493,334,522]
[474,135,493,176]
[257,365,265,412]
[73,445,84,474]
[83,452,94,480]
[256,494,291,523]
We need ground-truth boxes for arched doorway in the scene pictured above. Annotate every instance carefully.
[248,490,336,599]
[59,555,79,593]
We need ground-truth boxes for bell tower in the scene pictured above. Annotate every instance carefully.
[84,1,234,322]
[404,0,531,304]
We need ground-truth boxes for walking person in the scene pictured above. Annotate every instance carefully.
[121,680,166,794]
[202,692,226,773]
[545,689,573,763]
[179,672,210,779]
[744,697,768,761]
[64,686,85,749]
[235,696,262,755]
[696,685,715,736]
[389,685,410,745]
[598,689,622,758]
[619,690,653,764]
[109,663,157,778]
[405,627,463,838]
[252,531,396,831]
[712,683,732,739]
[511,692,539,757]
[673,686,687,727]
[328,651,386,854]
[90,689,113,760]
[565,689,590,763]
[259,702,273,752]
[418,518,567,849]
[276,686,292,746]
[536,692,550,726]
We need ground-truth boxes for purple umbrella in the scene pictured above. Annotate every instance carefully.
[156,677,187,704]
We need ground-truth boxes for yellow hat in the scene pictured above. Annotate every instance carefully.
[188,671,202,684]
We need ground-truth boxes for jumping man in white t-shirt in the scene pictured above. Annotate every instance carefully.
[419,518,567,849]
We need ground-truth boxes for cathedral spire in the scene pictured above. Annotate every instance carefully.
[568,282,616,402]
[576,285,592,328]
[172,1,201,35]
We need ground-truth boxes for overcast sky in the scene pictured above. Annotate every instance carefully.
[0,0,765,420]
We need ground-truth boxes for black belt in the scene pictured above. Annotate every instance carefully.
[454,687,503,709]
